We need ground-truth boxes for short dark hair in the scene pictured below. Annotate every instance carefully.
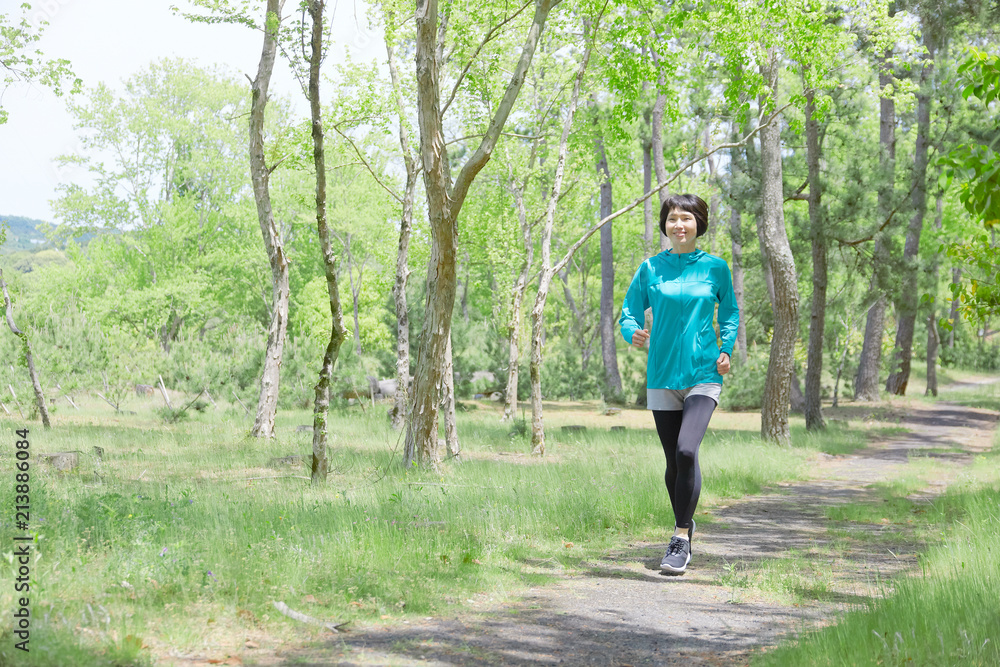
[659,194,709,238]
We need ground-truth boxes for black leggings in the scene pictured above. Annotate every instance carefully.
[652,395,717,530]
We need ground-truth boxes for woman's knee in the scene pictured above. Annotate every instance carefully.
[675,442,698,469]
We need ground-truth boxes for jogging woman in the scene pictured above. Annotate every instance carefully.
[619,193,739,574]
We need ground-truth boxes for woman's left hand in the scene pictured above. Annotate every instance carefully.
[716,352,731,375]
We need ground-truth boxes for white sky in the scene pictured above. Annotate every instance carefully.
[0,0,384,222]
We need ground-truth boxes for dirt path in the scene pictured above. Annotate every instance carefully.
[262,398,999,667]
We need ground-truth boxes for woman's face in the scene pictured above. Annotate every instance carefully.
[665,207,698,252]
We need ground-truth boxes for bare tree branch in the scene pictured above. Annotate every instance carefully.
[330,125,404,204]
[441,0,533,116]
[552,104,791,276]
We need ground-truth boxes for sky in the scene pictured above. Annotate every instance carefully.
[0,0,384,222]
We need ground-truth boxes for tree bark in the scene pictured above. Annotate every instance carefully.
[404,0,558,468]
[803,86,826,431]
[441,332,460,460]
[595,129,622,397]
[728,123,748,364]
[926,193,943,396]
[758,51,799,446]
[855,39,896,401]
[0,271,50,429]
[386,29,416,431]
[250,0,290,439]
[643,135,655,254]
[305,0,348,485]
[729,209,748,364]
[886,34,934,396]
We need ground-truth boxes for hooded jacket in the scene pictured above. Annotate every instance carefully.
[619,248,739,390]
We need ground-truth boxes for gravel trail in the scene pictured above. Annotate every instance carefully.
[260,398,999,667]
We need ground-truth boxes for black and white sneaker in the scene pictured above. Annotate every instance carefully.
[660,536,691,574]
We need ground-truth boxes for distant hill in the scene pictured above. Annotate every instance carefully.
[0,214,50,254]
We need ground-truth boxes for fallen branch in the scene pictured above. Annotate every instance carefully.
[96,392,119,412]
[232,389,251,415]
[243,475,312,481]
[272,601,348,632]
[158,375,172,409]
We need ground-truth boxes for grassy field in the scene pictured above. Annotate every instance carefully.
[754,380,1000,667]
[1,369,996,667]
[0,385,894,667]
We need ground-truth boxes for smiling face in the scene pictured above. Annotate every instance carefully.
[665,207,699,253]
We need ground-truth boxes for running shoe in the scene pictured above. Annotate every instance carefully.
[660,535,691,573]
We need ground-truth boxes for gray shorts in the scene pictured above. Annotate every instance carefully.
[646,383,722,411]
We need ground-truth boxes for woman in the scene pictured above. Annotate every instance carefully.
[619,193,739,574]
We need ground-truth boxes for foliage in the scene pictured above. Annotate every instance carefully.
[0,2,81,124]
[940,48,1000,228]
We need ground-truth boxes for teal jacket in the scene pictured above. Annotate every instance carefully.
[619,249,739,390]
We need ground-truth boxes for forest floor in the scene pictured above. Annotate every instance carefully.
[246,383,1000,667]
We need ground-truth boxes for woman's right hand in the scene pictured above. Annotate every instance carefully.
[631,328,650,349]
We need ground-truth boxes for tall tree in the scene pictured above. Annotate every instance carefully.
[595,123,622,398]
[886,21,936,395]
[803,84,827,431]
[384,24,419,431]
[248,0,290,439]
[855,6,898,402]
[304,0,349,484]
[757,49,800,445]
[403,0,560,468]
[529,22,595,456]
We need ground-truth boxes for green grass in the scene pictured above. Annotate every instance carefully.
[753,386,1000,667]
[0,397,873,665]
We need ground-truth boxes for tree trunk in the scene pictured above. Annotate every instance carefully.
[643,136,655,254]
[948,267,960,347]
[529,26,594,456]
[0,271,50,429]
[804,87,826,431]
[926,193,943,396]
[441,332,460,460]
[728,123,748,364]
[386,30,416,431]
[595,130,622,397]
[729,208,748,364]
[249,0,290,440]
[758,52,799,446]
[345,237,363,357]
[404,0,557,468]
[886,35,934,396]
[855,39,896,402]
[306,0,349,485]
[502,183,532,422]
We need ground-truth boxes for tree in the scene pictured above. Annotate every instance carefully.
[301,0,350,484]
[594,111,622,399]
[757,49,799,445]
[403,0,561,468]
[245,0,291,439]
[855,3,900,402]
